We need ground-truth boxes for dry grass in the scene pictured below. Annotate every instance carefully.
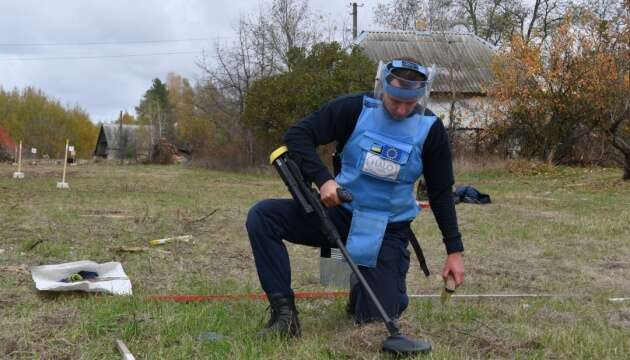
[0,161,628,359]
[452,154,508,173]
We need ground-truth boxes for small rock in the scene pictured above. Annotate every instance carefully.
[199,331,230,342]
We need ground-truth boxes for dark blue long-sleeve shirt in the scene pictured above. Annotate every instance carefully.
[283,93,464,254]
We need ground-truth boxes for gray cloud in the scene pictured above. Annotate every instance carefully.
[0,0,377,122]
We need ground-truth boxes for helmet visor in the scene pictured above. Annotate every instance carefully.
[381,60,432,101]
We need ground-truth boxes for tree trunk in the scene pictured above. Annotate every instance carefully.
[246,130,255,166]
[448,99,458,150]
[547,144,561,165]
[608,126,630,181]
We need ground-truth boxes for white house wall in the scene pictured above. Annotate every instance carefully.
[429,95,493,129]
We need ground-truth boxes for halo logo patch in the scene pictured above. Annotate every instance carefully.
[362,152,400,181]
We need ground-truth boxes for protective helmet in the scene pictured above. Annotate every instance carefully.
[374,59,436,114]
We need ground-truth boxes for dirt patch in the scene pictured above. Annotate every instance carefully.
[76,208,135,219]
[330,318,428,358]
[608,309,630,329]
[38,309,77,328]
[0,264,29,274]
[2,337,74,359]
[79,209,129,215]
[533,308,583,326]
[116,312,152,325]
[2,338,19,356]
[15,169,80,179]
[512,206,573,221]
[0,294,19,308]
[79,214,133,219]
[602,261,630,270]
[330,322,388,356]
[450,319,543,357]
[522,195,559,202]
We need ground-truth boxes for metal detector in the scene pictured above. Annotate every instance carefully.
[269,146,432,356]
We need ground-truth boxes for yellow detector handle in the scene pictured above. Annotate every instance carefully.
[269,146,289,165]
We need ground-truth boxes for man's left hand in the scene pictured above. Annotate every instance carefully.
[442,252,464,287]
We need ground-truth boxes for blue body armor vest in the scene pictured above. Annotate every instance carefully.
[336,96,437,267]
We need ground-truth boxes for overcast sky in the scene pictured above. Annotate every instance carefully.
[0,0,384,123]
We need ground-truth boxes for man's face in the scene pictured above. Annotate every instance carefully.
[382,93,418,120]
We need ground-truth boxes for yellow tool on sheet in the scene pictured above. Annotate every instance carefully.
[149,235,192,246]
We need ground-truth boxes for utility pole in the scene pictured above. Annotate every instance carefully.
[350,2,363,40]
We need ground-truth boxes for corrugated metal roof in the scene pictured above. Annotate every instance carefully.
[355,31,496,94]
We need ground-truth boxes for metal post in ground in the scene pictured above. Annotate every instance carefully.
[57,139,70,189]
[13,140,24,179]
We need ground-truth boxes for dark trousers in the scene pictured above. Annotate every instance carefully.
[246,198,411,323]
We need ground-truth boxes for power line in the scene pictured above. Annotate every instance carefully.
[0,50,204,62]
[0,37,235,47]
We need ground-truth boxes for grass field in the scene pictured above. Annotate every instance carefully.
[1,161,629,359]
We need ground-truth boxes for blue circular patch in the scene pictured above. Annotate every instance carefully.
[385,148,399,160]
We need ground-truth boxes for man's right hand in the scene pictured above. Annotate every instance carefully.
[319,180,340,208]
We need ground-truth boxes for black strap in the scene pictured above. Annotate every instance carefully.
[409,229,430,277]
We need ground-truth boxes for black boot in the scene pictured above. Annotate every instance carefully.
[257,293,301,338]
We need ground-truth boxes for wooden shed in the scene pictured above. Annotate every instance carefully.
[93,124,153,160]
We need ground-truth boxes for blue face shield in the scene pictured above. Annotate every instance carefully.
[373,59,436,116]
[381,60,431,100]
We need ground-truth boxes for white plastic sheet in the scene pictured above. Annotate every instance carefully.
[31,260,132,295]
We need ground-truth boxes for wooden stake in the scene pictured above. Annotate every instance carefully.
[17,141,22,172]
[149,235,192,246]
[115,339,136,360]
[56,139,70,188]
[62,139,69,183]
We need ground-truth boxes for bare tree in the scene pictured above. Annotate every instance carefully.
[451,0,567,46]
[606,97,630,180]
[197,19,256,163]
[266,0,321,70]
[198,0,321,110]
[373,0,425,30]
[196,0,323,164]
[500,0,566,44]
[455,0,518,45]
[590,0,630,179]
[373,0,470,33]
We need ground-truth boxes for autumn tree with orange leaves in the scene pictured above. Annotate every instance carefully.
[489,4,629,180]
